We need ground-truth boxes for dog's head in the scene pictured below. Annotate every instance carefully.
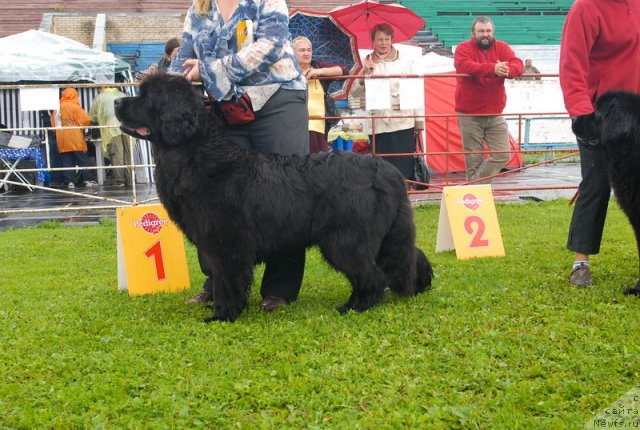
[115,74,206,147]
[595,91,640,157]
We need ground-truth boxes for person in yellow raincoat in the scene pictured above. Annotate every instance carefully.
[89,86,133,187]
[51,88,97,189]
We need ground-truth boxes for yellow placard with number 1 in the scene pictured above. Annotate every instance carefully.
[116,204,190,295]
[436,185,505,260]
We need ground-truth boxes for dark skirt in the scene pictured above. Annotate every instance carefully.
[309,131,329,153]
[370,128,415,179]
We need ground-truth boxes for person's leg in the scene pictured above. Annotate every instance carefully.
[122,135,134,186]
[191,89,309,308]
[567,146,611,286]
[245,90,309,306]
[261,248,306,303]
[372,129,415,180]
[475,115,510,183]
[187,248,214,303]
[47,132,64,186]
[457,114,486,182]
[75,151,97,183]
[109,135,126,185]
[58,152,75,186]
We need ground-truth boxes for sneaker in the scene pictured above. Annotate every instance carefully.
[67,182,75,189]
[570,264,593,287]
[84,181,98,187]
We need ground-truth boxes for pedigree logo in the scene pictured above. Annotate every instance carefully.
[456,193,483,211]
[132,212,169,235]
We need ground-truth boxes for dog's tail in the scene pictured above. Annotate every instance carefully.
[378,201,430,297]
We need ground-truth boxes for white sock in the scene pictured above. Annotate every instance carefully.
[573,261,589,270]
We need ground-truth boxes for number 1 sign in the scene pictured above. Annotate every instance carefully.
[436,185,505,259]
[116,205,190,295]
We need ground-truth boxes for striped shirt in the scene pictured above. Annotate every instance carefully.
[169,0,306,111]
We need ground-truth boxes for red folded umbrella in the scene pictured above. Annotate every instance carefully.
[329,0,426,50]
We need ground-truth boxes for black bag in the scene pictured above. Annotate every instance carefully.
[412,133,430,190]
[324,92,340,133]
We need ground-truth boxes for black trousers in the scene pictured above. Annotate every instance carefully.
[567,146,612,255]
[199,87,309,301]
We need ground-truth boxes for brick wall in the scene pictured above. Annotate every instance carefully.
[50,13,185,45]
[51,14,96,46]
[105,15,185,43]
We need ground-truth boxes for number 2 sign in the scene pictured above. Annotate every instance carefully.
[436,185,505,259]
[116,205,190,295]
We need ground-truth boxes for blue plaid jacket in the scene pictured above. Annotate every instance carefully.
[170,0,306,111]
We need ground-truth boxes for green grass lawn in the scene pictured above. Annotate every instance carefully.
[1,200,639,429]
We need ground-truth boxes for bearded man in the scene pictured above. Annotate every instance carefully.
[454,16,523,183]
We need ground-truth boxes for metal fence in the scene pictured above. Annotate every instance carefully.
[0,74,581,220]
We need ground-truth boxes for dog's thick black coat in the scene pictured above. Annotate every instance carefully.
[115,74,433,321]
[591,91,640,295]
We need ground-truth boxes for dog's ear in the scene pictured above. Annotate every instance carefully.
[158,94,203,146]
[596,92,636,145]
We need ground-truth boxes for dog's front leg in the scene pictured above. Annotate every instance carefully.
[204,260,254,323]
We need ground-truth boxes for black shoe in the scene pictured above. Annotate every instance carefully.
[260,296,289,312]
[187,290,213,304]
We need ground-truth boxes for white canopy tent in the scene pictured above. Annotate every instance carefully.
[0,29,130,84]
[0,31,155,186]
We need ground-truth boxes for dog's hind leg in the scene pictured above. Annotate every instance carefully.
[320,243,387,314]
[337,263,387,314]
[622,217,640,296]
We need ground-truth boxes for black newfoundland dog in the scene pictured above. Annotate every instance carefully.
[581,91,640,295]
[115,74,433,322]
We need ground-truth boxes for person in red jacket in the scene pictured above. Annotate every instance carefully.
[559,0,640,287]
[454,16,523,184]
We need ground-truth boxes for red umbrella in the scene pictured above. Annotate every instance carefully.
[329,0,426,50]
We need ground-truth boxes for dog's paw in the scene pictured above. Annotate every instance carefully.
[203,313,237,323]
[623,285,640,296]
[336,304,351,315]
[336,301,372,314]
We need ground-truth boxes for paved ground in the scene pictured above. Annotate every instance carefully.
[0,183,160,231]
[411,162,581,204]
[0,163,582,232]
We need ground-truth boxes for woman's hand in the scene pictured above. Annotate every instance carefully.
[363,56,375,75]
[183,59,201,82]
[304,68,320,79]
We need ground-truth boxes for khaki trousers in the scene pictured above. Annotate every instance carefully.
[457,114,510,183]
[108,134,133,186]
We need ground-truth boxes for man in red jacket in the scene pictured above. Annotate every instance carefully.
[454,16,523,184]
[560,0,640,287]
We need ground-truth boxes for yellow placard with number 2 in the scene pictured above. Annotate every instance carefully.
[436,185,505,259]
